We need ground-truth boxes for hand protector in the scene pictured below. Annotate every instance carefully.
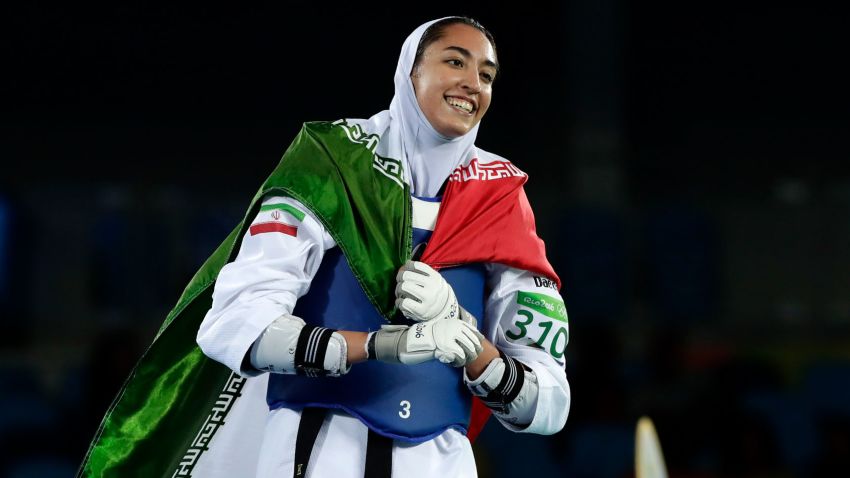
[249,314,350,377]
[395,261,459,323]
[464,351,538,425]
[372,317,484,367]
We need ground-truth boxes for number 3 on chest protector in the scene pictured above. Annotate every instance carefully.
[399,400,411,419]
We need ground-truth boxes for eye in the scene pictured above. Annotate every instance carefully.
[481,72,495,84]
[447,58,464,67]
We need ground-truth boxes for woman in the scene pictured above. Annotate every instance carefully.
[197,16,571,478]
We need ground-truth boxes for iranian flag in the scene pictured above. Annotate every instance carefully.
[78,121,557,477]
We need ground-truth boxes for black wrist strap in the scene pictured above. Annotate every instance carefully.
[481,350,527,413]
[366,331,378,360]
[294,325,336,377]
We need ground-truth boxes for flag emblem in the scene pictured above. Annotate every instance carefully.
[249,203,306,237]
[249,221,298,237]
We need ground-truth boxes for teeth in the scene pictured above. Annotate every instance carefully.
[446,97,473,113]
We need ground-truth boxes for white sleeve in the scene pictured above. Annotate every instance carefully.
[480,263,571,435]
[196,195,336,375]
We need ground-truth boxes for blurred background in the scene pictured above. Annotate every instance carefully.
[2,1,849,477]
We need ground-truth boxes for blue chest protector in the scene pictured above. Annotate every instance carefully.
[266,225,486,442]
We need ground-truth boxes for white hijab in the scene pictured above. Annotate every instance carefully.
[358,18,481,197]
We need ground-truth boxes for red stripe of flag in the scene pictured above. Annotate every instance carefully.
[249,222,298,237]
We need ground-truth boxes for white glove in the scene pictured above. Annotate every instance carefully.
[372,317,484,367]
[395,261,460,322]
[249,314,350,377]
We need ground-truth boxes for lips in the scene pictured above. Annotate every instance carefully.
[445,96,475,114]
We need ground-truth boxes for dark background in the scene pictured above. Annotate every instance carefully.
[2,2,849,477]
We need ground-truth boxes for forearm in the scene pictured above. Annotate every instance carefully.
[473,262,570,434]
[464,337,499,379]
[251,318,480,376]
[338,330,368,364]
[464,346,541,429]
[345,328,492,369]
[339,324,499,376]
[243,327,366,377]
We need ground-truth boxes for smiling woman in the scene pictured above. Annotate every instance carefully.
[410,20,498,138]
[79,16,570,478]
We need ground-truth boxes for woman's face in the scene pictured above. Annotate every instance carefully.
[411,23,497,138]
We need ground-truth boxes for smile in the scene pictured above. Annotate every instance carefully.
[445,96,474,114]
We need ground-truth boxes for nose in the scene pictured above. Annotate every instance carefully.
[460,67,481,93]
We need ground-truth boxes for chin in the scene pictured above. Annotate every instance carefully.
[435,122,473,138]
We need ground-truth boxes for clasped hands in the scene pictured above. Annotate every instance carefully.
[373,261,483,367]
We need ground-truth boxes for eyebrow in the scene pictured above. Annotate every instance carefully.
[443,45,500,72]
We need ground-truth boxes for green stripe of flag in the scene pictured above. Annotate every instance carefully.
[259,203,306,221]
[516,291,568,322]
